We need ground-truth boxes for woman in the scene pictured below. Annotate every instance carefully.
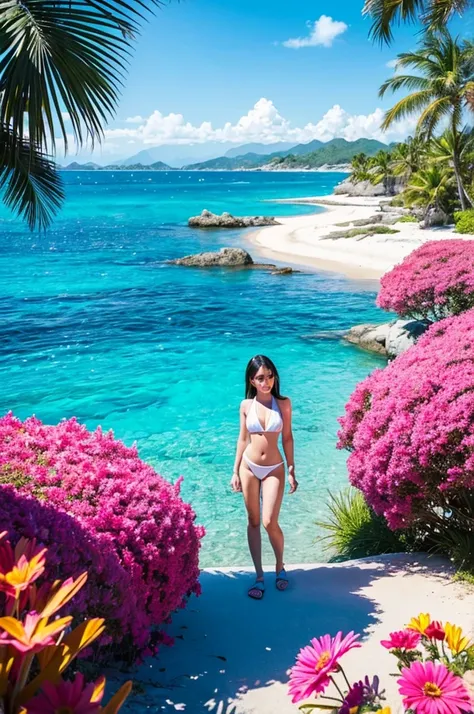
[231,355,298,599]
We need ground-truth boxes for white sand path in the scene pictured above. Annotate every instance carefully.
[123,555,474,714]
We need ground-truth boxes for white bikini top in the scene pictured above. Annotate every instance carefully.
[246,396,283,434]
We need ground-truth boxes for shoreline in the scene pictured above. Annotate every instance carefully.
[247,193,459,281]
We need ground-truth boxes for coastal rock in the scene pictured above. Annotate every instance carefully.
[344,323,390,356]
[419,206,449,229]
[344,319,430,358]
[385,319,431,357]
[334,177,404,198]
[334,179,386,198]
[188,210,280,228]
[171,247,254,267]
[271,267,295,275]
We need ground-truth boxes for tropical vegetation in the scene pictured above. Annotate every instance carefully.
[0,531,132,714]
[0,413,205,662]
[288,615,474,713]
[0,0,157,229]
[377,240,474,320]
[363,0,473,44]
[347,29,474,224]
[338,308,474,573]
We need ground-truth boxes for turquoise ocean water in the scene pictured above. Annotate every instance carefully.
[0,171,385,567]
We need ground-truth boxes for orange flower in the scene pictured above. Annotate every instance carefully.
[407,613,431,635]
[0,611,72,653]
[0,533,46,598]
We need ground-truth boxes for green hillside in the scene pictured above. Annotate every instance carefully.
[184,138,390,170]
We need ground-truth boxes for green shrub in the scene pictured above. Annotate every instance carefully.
[389,194,405,207]
[397,214,418,223]
[454,210,474,234]
[316,488,411,560]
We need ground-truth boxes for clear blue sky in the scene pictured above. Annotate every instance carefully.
[64,0,472,162]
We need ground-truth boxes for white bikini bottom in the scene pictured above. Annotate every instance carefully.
[243,453,284,481]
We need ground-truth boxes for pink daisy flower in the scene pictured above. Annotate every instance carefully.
[381,629,421,650]
[398,661,471,714]
[288,631,361,704]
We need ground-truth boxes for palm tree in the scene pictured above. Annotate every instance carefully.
[369,150,395,194]
[362,0,471,44]
[390,136,424,182]
[349,153,372,183]
[404,165,454,218]
[0,0,159,229]
[379,31,474,210]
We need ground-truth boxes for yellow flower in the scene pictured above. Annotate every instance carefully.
[445,622,472,654]
[378,709,391,714]
[407,613,431,635]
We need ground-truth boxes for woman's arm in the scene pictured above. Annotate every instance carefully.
[281,399,298,493]
[231,400,249,491]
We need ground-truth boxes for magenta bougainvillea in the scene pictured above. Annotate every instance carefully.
[337,309,474,530]
[0,413,205,660]
[377,239,474,320]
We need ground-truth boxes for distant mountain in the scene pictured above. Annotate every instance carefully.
[61,161,172,171]
[224,142,295,158]
[62,161,101,170]
[120,142,238,168]
[266,138,391,170]
[103,161,172,171]
[286,139,325,155]
[184,138,390,171]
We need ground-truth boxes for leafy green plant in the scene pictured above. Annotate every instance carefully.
[316,488,410,560]
[454,209,474,234]
[0,0,159,229]
[379,30,474,210]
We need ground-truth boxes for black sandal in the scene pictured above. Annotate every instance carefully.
[248,580,265,600]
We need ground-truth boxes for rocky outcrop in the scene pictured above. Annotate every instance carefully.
[170,247,253,267]
[344,323,389,356]
[334,179,386,198]
[334,177,404,198]
[344,319,430,358]
[169,247,298,273]
[188,210,280,228]
[419,206,449,229]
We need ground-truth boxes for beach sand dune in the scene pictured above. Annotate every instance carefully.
[130,554,474,714]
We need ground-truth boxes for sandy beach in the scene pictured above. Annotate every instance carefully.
[249,194,461,280]
[129,554,474,714]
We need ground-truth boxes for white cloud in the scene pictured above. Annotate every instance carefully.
[56,98,417,161]
[386,59,398,68]
[283,16,348,49]
[125,115,144,124]
[102,99,414,148]
[61,112,71,121]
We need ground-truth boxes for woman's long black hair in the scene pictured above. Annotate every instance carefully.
[245,355,287,399]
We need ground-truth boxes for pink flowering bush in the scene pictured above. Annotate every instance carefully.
[288,613,474,714]
[377,240,474,321]
[337,310,474,537]
[0,413,205,661]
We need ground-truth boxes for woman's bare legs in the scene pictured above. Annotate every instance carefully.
[240,463,263,580]
[261,466,285,573]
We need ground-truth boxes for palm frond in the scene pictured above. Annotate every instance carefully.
[0,0,160,152]
[381,90,434,129]
[0,125,64,230]
[379,74,431,97]
[425,0,471,30]
[362,0,425,45]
